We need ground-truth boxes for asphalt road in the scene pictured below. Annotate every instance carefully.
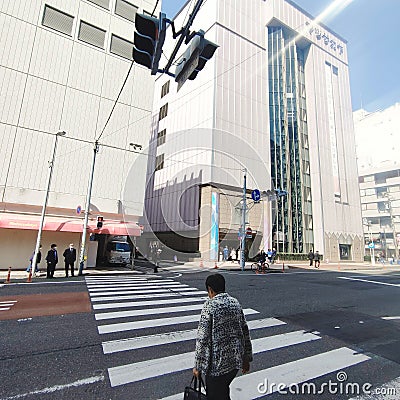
[0,267,400,399]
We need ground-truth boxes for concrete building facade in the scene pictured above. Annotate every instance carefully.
[0,0,159,269]
[143,0,363,262]
[359,163,400,260]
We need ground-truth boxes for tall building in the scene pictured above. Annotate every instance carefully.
[354,103,400,173]
[143,0,363,262]
[358,163,400,259]
[0,0,159,269]
[354,103,400,260]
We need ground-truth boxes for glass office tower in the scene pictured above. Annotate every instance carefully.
[268,26,313,253]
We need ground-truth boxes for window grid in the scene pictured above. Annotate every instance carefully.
[155,154,164,171]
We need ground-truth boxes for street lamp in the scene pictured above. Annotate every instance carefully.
[30,131,66,279]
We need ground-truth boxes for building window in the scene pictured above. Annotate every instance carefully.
[115,0,138,23]
[110,34,133,60]
[78,21,106,49]
[376,187,388,198]
[155,154,164,171]
[87,0,110,9]
[157,129,166,146]
[161,81,170,98]
[42,5,74,36]
[159,104,168,121]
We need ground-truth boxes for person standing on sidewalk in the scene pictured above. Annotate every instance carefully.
[314,251,321,269]
[308,250,314,267]
[26,245,42,275]
[63,243,76,277]
[193,273,253,400]
[45,244,58,278]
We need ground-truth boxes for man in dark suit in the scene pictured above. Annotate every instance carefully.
[63,243,77,277]
[45,244,58,278]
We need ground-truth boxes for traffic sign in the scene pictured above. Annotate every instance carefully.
[368,242,375,249]
[251,189,261,202]
[76,205,82,215]
[246,227,253,238]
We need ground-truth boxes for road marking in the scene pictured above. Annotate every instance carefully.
[102,317,286,354]
[86,279,173,285]
[90,291,207,302]
[230,347,370,399]
[0,307,11,311]
[88,283,187,292]
[1,374,105,399]
[338,276,400,287]
[108,330,320,387]
[349,375,400,399]
[382,316,400,320]
[89,287,201,297]
[93,296,207,310]
[158,347,370,400]
[98,308,259,334]
[0,300,17,304]
[95,303,205,320]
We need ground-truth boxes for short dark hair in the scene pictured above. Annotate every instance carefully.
[205,273,225,294]
[51,243,57,248]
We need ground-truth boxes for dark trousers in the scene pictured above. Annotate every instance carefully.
[309,259,313,266]
[206,369,238,400]
[315,260,320,268]
[65,262,75,277]
[47,262,56,278]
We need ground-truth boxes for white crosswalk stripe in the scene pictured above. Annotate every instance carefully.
[0,300,17,312]
[85,275,371,399]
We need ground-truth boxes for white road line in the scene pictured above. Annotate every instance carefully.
[91,291,207,302]
[93,296,207,310]
[382,316,400,320]
[86,282,176,287]
[159,348,370,400]
[90,288,200,297]
[338,276,400,287]
[102,317,286,354]
[88,283,186,292]
[0,307,11,311]
[86,279,174,285]
[0,300,17,304]
[108,330,320,387]
[1,374,105,399]
[230,347,370,399]
[98,308,259,334]
[95,303,205,320]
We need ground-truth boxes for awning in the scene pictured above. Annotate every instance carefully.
[0,213,142,236]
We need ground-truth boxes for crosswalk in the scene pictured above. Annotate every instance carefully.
[86,275,371,399]
[0,299,17,312]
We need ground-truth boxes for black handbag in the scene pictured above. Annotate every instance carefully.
[184,376,207,400]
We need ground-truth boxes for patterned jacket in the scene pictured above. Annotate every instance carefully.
[194,292,253,376]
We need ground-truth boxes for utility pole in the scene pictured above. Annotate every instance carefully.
[384,194,398,258]
[78,141,99,276]
[30,131,66,278]
[240,169,247,271]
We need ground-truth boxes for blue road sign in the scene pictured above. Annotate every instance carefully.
[368,242,375,249]
[251,189,261,202]
[76,205,82,215]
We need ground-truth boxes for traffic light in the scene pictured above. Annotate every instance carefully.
[97,216,104,229]
[133,12,166,74]
[175,31,218,89]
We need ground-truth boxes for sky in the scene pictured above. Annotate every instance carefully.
[161,0,400,112]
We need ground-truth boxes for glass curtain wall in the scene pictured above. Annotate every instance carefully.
[268,26,314,253]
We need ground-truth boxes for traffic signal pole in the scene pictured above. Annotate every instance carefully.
[240,169,247,271]
[78,141,99,276]
[163,0,205,74]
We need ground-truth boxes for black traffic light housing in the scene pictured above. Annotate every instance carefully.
[175,31,218,89]
[97,216,104,229]
[133,12,166,74]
